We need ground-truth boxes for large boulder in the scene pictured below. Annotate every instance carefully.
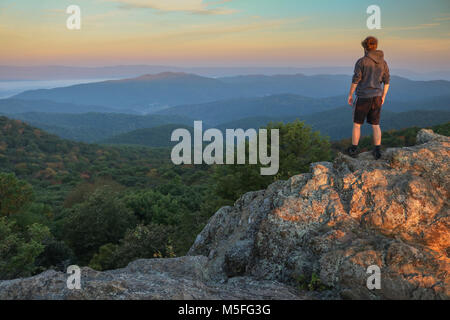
[188,129,449,300]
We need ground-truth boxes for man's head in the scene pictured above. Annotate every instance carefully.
[361,36,378,51]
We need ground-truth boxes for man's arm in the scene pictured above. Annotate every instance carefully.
[381,61,390,105]
[348,83,357,106]
[381,84,390,105]
[349,59,362,106]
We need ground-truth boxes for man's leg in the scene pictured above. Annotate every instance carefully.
[372,124,381,146]
[348,96,367,157]
[347,122,361,157]
[352,123,361,146]
[372,124,382,159]
[369,97,383,160]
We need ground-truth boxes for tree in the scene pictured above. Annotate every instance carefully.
[0,172,33,217]
[89,224,175,271]
[88,243,119,271]
[61,187,137,264]
[34,238,75,272]
[63,177,125,208]
[0,217,50,279]
[270,120,331,178]
[215,120,332,201]
[124,190,186,225]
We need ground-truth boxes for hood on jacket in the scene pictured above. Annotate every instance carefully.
[365,50,384,64]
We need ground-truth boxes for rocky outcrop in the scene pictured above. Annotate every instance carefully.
[188,129,449,300]
[1,129,448,300]
[0,256,303,299]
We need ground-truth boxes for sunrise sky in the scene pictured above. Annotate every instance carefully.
[0,0,449,71]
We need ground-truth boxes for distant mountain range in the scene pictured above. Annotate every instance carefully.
[2,65,450,81]
[0,99,133,114]
[10,72,450,113]
[0,71,448,144]
[12,73,242,112]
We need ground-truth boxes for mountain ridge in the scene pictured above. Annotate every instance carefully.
[2,65,450,80]
[11,73,450,113]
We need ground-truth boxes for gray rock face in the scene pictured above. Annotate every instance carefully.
[188,129,449,300]
[0,129,448,300]
[0,256,302,300]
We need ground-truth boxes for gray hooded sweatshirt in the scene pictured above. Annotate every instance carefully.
[352,50,390,98]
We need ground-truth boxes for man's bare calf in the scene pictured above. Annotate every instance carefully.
[372,124,381,146]
[352,123,361,145]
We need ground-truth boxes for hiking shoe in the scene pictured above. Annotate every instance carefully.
[346,146,358,157]
[373,147,382,160]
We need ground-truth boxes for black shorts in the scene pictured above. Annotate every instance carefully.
[353,96,382,125]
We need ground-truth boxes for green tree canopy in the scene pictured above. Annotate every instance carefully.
[0,172,33,217]
[61,186,137,264]
[89,223,175,271]
[0,217,50,279]
[215,120,331,201]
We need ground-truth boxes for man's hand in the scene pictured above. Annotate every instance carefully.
[348,83,357,107]
[381,96,385,105]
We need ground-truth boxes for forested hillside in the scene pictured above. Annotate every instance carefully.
[217,109,450,141]
[0,116,215,276]
[102,124,194,147]
[0,115,448,281]
[3,105,447,146]
[3,112,193,142]
[94,109,450,147]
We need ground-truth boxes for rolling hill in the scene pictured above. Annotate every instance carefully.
[156,94,346,126]
[303,108,450,140]
[12,73,450,113]
[101,124,194,147]
[4,72,449,145]
[0,98,127,114]
[157,92,450,126]
[95,109,450,147]
[0,116,172,200]
[217,108,450,140]
[2,112,194,143]
[12,73,243,113]
[4,106,450,145]
[220,74,450,101]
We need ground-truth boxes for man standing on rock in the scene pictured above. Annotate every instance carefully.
[347,36,390,159]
